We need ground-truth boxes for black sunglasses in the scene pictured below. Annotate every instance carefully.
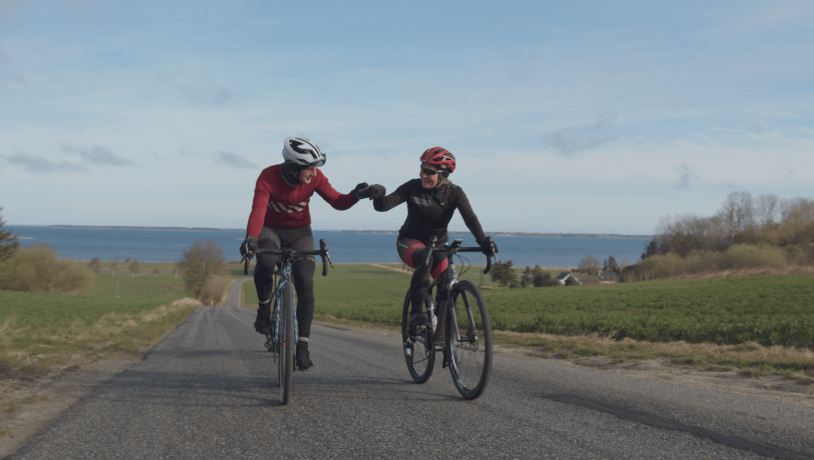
[420,167,441,176]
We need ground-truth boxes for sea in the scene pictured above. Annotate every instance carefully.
[8,226,652,269]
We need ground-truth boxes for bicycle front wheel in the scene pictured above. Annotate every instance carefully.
[280,280,295,405]
[446,280,492,400]
[401,290,435,384]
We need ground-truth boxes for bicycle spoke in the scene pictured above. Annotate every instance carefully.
[402,290,435,383]
[447,280,491,399]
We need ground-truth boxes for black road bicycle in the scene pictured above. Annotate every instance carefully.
[402,235,499,400]
[242,239,332,405]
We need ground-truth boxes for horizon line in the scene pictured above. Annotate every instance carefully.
[8,224,653,238]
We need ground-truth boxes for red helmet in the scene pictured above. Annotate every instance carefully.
[420,147,456,173]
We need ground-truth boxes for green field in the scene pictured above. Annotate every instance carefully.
[0,262,199,373]
[243,263,814,349]
[4,260,812,381]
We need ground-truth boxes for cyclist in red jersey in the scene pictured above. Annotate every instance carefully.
[240,136,384,369]
[369,147,494,342]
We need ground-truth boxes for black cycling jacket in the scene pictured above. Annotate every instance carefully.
[373,178,487,246]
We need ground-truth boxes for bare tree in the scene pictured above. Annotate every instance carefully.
[755,194,779,227]
[717,191,754,239]
[130,259,140,278]
[578,255,600,274]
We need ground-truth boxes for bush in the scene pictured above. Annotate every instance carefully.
[199,276,230,306]
[88,257,102,274]
[625,244,791,281]
[719,244,787,270]
[0,245,93,294]
[130,259,140,277]
[178,240,226,299]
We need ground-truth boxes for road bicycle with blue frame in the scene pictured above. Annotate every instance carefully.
[242,239,332,405]
[402,235,499,400]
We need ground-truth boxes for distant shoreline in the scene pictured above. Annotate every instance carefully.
[9,225,652,239]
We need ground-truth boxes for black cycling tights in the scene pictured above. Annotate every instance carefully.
[397,237,449,315]
[254,225,316,339]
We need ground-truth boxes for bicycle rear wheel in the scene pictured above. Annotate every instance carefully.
[280,280,295,405]
[446,280,492,400]
[401,290,435,383]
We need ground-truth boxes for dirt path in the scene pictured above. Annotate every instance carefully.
[368,263,412,274]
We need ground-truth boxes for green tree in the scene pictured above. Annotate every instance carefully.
[490,260,518,287]
[640,240,662,260]
[0,207,20,261]
[531,265,551,287]
[178,240,226,298]
[603,256,618,272]
[520,266,533,287]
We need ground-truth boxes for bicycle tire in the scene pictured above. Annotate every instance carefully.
[401,290,435,384]
[280,280,295,405]
[446,280,492,400]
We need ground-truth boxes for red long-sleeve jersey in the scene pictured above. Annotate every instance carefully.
[245,164,357,237]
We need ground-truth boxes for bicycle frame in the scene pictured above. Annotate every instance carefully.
[241,239,332,405]
[268,262,298,353]
[401,235,498,399]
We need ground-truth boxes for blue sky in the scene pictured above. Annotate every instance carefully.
[1,0,812,235]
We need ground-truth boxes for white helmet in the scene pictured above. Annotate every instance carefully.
[282,136,326,167]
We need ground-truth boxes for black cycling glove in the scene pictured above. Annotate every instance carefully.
[478,236,496,257]
[351,182,370,200]
[240,235,258,257]
[367,184,386,200]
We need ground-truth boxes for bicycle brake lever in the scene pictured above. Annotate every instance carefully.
[242,252,253,276]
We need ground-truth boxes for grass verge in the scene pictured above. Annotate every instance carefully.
[0,261,199,377]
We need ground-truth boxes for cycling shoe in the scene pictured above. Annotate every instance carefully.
[407,312,428,336]
[296,342,314,370]
[254,305,271,335]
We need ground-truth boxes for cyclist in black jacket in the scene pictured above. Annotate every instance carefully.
[370,147,493,339]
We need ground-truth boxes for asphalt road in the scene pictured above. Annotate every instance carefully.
[8,281,814,459]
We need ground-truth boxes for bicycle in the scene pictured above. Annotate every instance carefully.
[242,239,332,405]
[402,235,499,400]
